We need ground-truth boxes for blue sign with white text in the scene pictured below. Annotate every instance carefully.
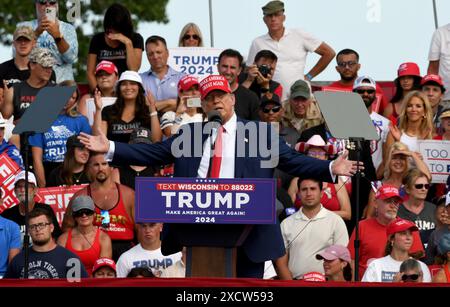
[135,178,276,224]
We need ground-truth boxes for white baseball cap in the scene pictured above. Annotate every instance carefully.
[353,75,376,90]
[0,113,7,128]
[116,70,143,89]
[14,170,37,186]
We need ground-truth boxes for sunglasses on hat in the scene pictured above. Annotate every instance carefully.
[37,0,57,4]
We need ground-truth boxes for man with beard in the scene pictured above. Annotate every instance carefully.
[1,170,61,244]
[62,152,135,262]
[352,76,390,178]
[347,185,424,280]
[4,207,88,279]
[326,49,387,114]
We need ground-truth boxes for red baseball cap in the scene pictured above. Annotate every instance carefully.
[421,74,445,89]
[199,75,231,99]
[178,75,199,92]
[302,272,326,282]
[95,60,118,75]
[375,184,404,201]
[397,62,421,78]
[92,258,116,274]
[386,218,418,236]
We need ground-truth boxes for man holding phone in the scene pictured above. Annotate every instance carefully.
[18,0,78,82]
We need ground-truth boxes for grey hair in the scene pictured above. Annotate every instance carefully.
[399,258,422,274]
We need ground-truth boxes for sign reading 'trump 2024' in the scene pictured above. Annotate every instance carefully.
[135,178,276,224]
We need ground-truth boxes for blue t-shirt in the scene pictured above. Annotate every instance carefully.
[28,114,91,162]
[4,245,88,279]
[0,216,21,277]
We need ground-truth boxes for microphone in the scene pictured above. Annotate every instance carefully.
[207,110,223,150]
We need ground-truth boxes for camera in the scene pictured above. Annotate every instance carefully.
[258,64,271,78]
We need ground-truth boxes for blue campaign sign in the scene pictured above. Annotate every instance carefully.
[135,177,276,225]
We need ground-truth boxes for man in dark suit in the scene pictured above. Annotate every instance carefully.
[79,75,360,278]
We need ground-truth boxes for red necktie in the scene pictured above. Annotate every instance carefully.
[209,126,224,178]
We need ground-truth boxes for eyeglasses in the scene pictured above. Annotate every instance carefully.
[355,89,375,95]
[73,209,95,218]
[183,34,200,40]
[402,274,420,281]
[414,184,430,190]
[37,0,57,5]
[29,222,51,231]
[262,106,281,113]
[337,61,358,68]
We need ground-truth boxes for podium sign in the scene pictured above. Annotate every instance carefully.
[135,177,276,224]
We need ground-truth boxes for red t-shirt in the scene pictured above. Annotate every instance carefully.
[348,217,425,278]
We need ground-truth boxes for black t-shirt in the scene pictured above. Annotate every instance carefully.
[89,32,144,76]
[47,165,90,187]
[1,203,62,239]
[238,72,282,99]
[118,165,157,190]
[102,105,151,143]
[4,245,88,278]
[12,81,55,121]
[0,59,56,89]
[233,85,260,121]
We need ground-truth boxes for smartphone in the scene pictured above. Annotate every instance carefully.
[186,97,201,108]
[45,7,57,22]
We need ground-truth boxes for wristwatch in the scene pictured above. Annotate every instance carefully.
[54,34,64,44]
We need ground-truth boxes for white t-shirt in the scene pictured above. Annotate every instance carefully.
[428,23,450,101]
[247,28,322,100]
[370,112,389,170]
[116,244,182,277]
[362,255,431,282]
[400,132,418,153]
[280,205,349,279]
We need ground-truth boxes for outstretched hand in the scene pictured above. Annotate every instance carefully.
[78,132,109,153]
[331,151,364,177]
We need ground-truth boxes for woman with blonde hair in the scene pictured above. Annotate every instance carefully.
[365,142,431,218]
[385,91,434,155]
[178,23,204,47]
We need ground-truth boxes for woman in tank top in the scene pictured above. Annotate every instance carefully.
[385,91,434,157]
[57,195,112,276]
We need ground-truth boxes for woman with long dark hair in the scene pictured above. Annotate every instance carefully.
[87,3,144,91]
[47,135,90,187]
[93,71,162,143]
[383,62,422,125]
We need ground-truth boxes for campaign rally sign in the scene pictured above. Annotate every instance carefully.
[418,140,450,183]
[136,177,276,224]
[0,153,21,212]
[168,47,223,80]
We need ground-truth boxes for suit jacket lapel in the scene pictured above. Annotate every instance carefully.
[234,118,248,178]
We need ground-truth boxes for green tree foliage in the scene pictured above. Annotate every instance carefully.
[0,0,169,82]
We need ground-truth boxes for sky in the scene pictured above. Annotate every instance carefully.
[1,0,449,81]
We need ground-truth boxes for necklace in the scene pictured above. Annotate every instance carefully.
[72,171,84,184]
[78,227,95,248]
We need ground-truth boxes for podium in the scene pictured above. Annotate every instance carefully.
[135,177,277,278]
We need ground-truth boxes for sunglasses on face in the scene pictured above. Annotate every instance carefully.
[355,89,375,95]
[183,34,200,40]
[402,274,420,281]
[73,209,95,218]
[337,61,357,68]
[262,106,281,113]
[414,184,430,190]
[37,0,57,5]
